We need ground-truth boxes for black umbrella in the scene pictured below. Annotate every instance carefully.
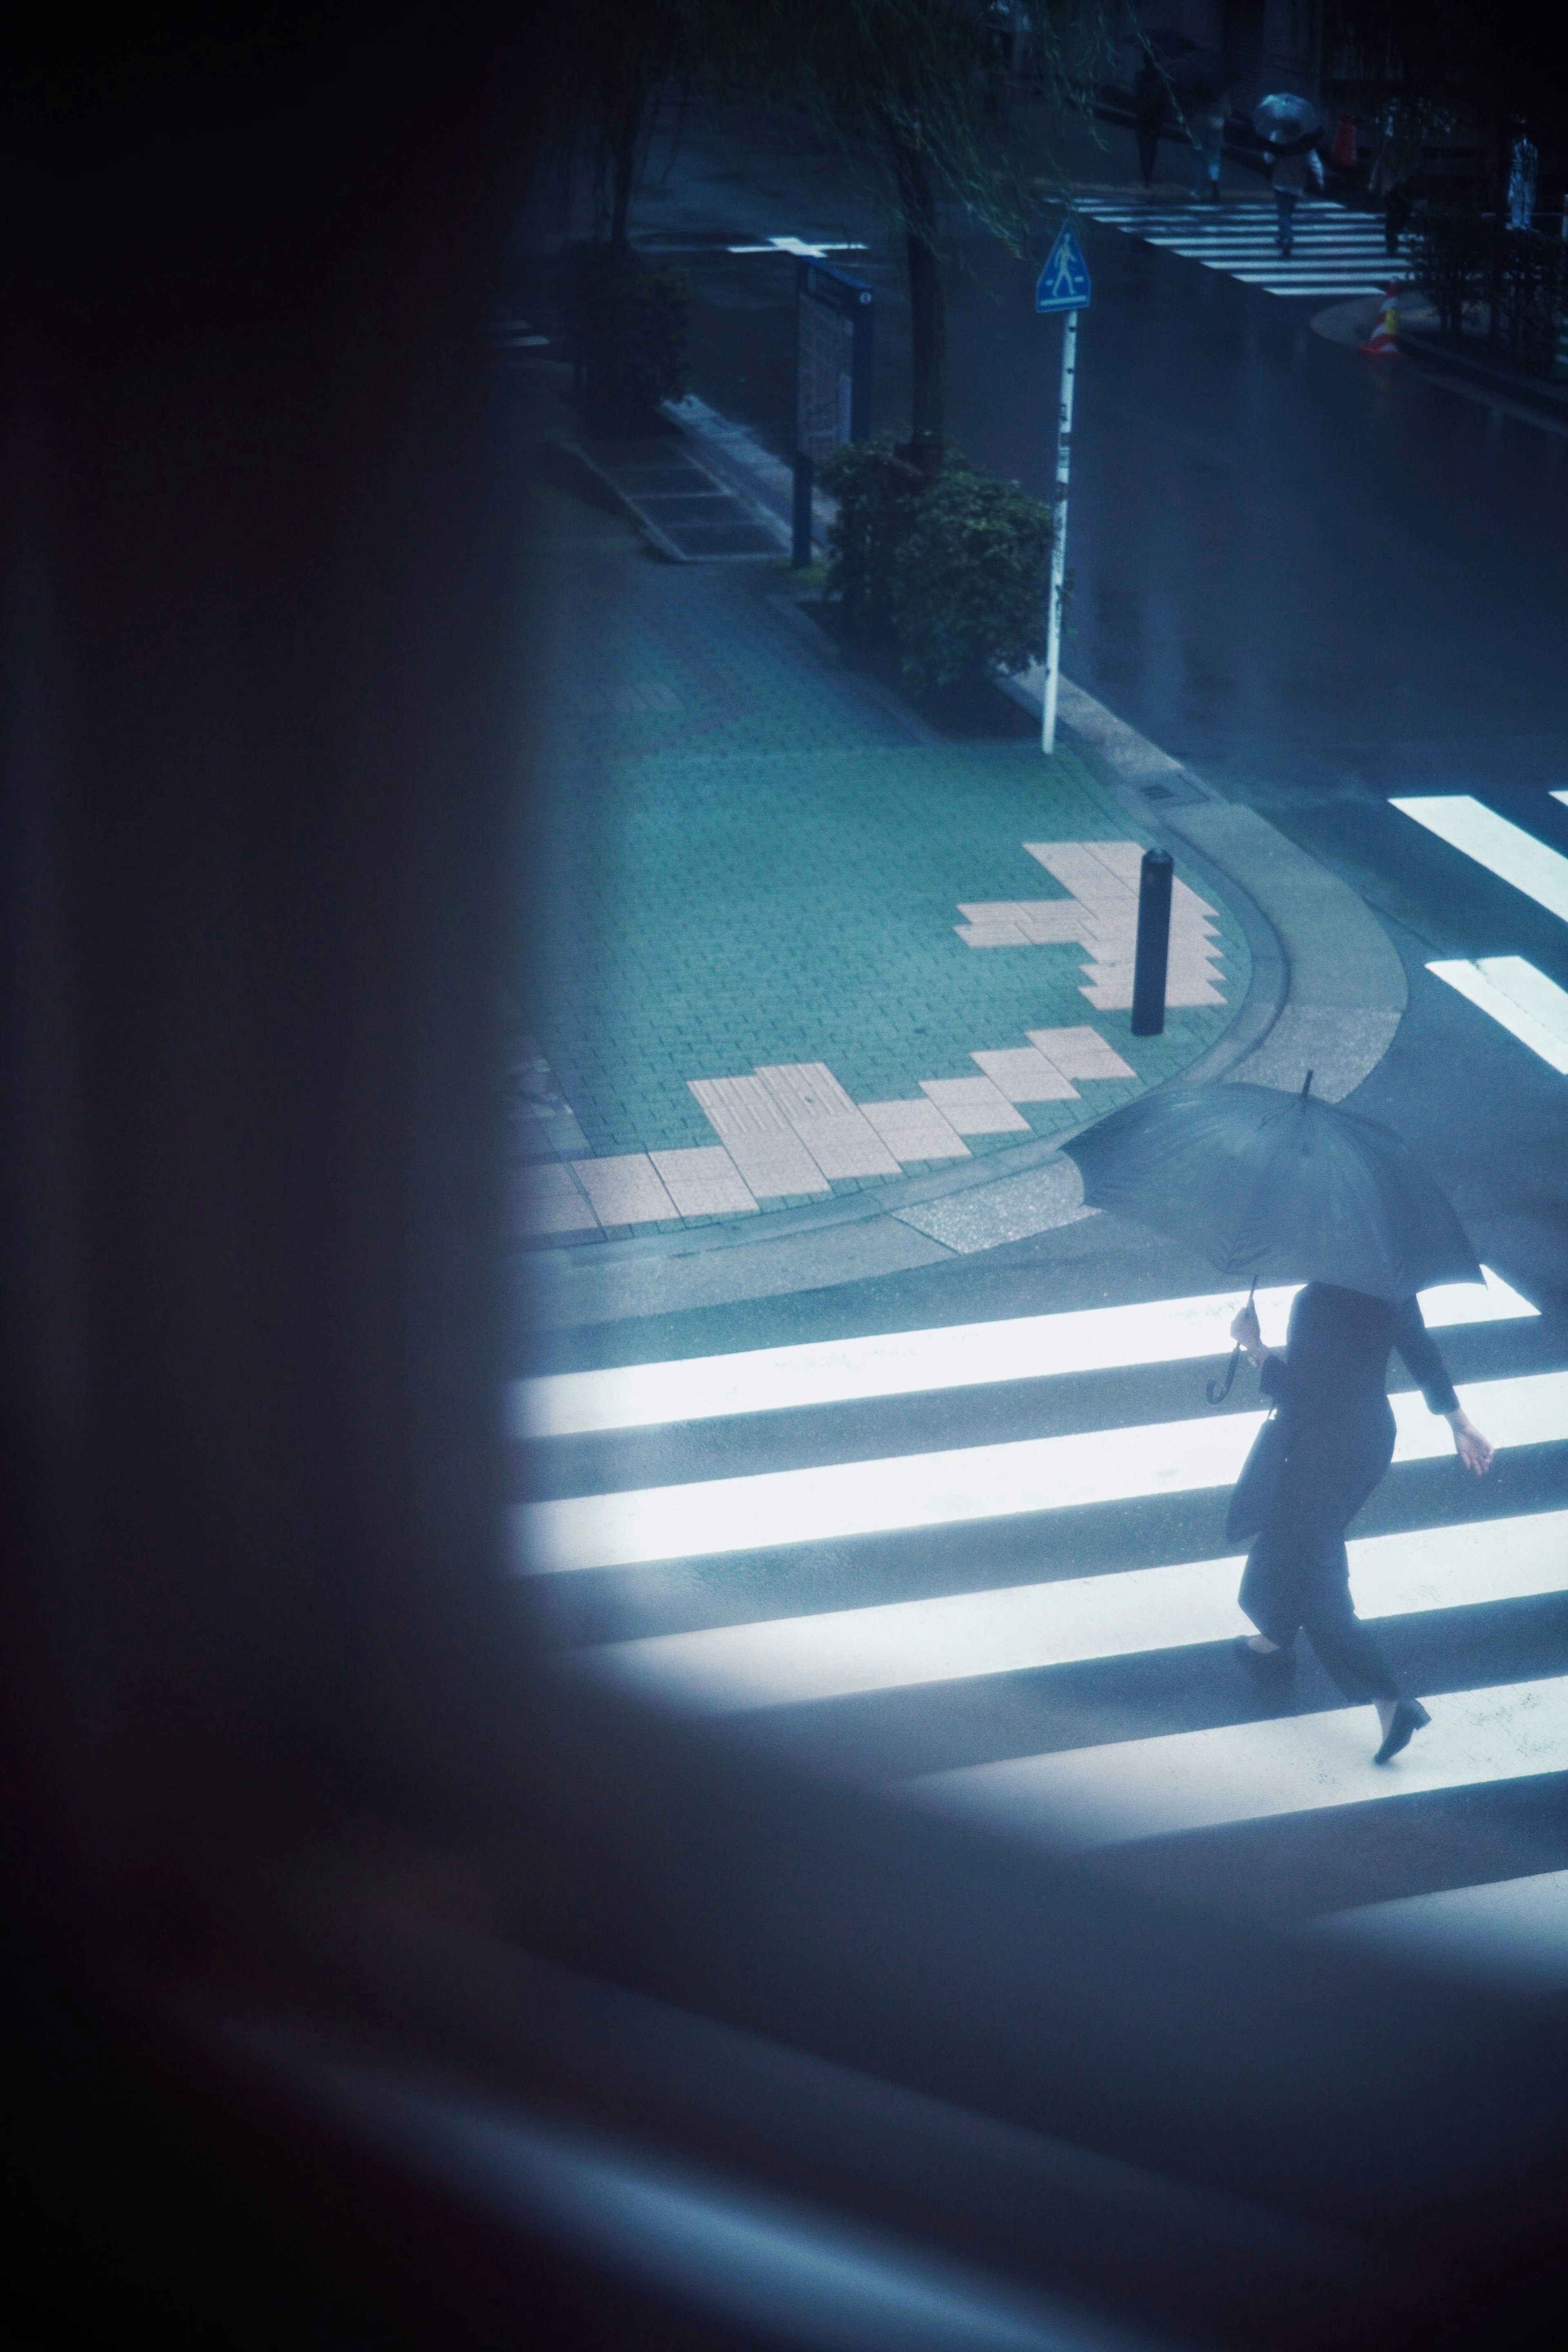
[1062,1069,1482,1306]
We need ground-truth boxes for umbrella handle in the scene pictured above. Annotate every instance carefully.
[1207,1279,1257,1405]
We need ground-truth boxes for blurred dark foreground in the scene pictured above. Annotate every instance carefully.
[2,9,1564,2346]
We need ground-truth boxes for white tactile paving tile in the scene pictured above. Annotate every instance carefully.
[648,1146,759,1217]
[956,900,1085,947]
[505,1159,599,1237]
[572,1153,679,1228]
[970,1047,1080,1102]
[858,1099,971,1163]
[688,1076,833,1197]
[755,1062,902,1179]
[918,1076,1032,1135]
[1026,1028,1136,1079]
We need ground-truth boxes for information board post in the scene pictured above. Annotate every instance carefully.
[1034,223,1091,757]
[794,259,874,567]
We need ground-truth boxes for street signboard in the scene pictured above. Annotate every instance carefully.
[796,258,874,465]
[1035,223,1091,314]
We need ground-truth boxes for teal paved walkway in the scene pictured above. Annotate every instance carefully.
[514,397,1250,1242]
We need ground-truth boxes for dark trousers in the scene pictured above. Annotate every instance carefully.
[1136,122,1160,186]
[1237,1417,1402,1704]
[1384,185,1413,256]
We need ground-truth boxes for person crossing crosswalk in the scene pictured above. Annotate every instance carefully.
[510,1263,1568,1989]
[1072,192,1394,299]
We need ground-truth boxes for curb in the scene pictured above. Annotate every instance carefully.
[1399,329,1568,426]
[1310,299,1568,434]
[662,395,836,552]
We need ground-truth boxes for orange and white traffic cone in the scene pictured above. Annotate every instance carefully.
[1359,284,1403,357]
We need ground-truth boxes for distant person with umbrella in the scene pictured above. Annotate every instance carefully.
[1065,1073,1496,1764]
[1165,50,1232,203]
[1254,92,1323,257]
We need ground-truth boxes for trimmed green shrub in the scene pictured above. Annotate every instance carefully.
[821,436,928,647]
[823,438,1052,693]
[561,243,690,428]
[889,461,1053,691]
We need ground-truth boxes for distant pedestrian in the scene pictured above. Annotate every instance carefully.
[1507,130,1539,230]
[1369,113,1421,256]
[1191,88,1229,203]
[1134,58,1166,190]
[1227,1283,1494,1763]
[1267,129,1324,257]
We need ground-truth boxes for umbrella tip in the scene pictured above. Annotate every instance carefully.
[1300,1069,1314,1100]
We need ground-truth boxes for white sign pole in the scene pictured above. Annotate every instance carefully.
[1042,306,1078,758]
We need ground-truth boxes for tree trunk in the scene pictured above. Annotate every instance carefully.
[891,135,945,473]
[609,80,644,261]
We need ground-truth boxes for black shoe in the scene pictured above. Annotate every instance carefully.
[1234,1635,1294,1679]
[1374,1700,1431,1764]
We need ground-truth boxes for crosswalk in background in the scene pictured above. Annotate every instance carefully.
[511,1266,1568,1992]
[1073,193,1396,300]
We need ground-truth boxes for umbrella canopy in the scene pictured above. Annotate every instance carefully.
[1253,92,1319,143]
[1060,1077,1483,1301]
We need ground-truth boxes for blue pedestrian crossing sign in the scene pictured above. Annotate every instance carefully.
[1035,223,1091,313]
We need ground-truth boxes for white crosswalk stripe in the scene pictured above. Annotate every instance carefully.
[1072,195,1395,299]
[518,1269,1568,1989]
[912,1676,1568,1848]
[513,1267,1533,1439]
[580,1511,1568,1712]
[515,1369,1566,1573]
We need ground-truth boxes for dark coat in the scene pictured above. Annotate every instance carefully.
[1226,1282,1458,1545]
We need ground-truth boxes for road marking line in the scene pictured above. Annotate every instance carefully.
[576,1509,1568,1713]
[512,1268,1534,1439]
[1429,959,1568,1075]
[725,236,869,258]
[1392,794,1568,924]
[513,1370,1568,1575]
[909,1675,1568,1851]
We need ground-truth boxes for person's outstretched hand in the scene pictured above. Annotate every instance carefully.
[1230,1302,1264,1364]
[1448,1409,1494,1476]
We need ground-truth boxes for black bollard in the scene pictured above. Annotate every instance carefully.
[792,451,814,568]
[1130,847,1174,1036]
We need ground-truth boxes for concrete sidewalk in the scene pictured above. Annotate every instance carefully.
[513,357,1406,1328]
